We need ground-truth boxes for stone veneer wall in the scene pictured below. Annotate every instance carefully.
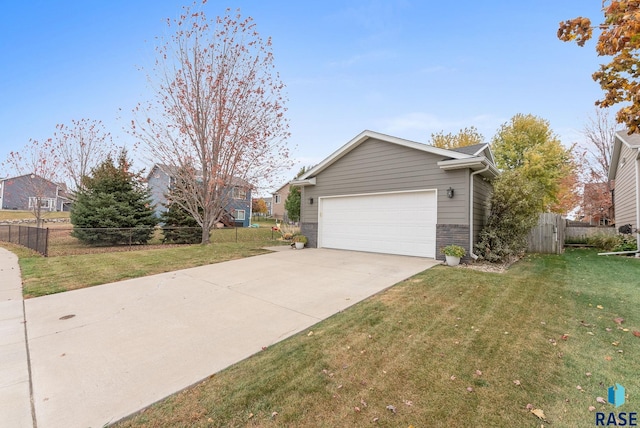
[436,224,470,262]
[300,222,318,248]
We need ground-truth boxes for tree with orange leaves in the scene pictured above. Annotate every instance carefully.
[558,1,640,133]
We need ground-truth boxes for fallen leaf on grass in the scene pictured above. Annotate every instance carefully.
[361,399,367,408]
[525,403,534,410]
[612,341,619,346]
[450,375,456,381]
[589,406,596,412]
[307,331,314,336]
[354,406,361,412]
[386,405,396,414]
[597,397,607,404]
[531,408,547,421]
[633,331,640,338]
[597,305,604,309]
[513,380,521,386]
[576,385,584,392]
[271,411,278,418]
[614,317,624,324]
[561,334,569,340]
[605,356,612,361]
[466,387,474,392]
[606,328,613,332]
[403,399,413,406]
[586,372,592,377]
[475,370,483,376]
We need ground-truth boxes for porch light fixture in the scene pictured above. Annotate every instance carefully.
[309,197,314,205]
[447,187,454,198]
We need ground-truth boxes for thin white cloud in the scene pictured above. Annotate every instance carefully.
[326,50,395,68]
[382,112,456,133]
[418,65,451,74]
[380,112,505,143]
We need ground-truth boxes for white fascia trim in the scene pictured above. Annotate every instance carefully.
[437,157,500,177]
[610,132,640,180]
[298,130,474,180]
[290,177,317,186]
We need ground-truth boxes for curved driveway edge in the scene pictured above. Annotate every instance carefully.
[0,248,34,428]
[25,248,439,428]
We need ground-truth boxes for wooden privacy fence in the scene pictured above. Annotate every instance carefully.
[527,213,565,254]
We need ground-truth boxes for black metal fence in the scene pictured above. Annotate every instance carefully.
[0,225,283,258]
[0,225,50,256]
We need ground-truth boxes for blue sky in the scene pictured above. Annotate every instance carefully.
[0,1,606,193]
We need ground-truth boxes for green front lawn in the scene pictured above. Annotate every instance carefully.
[115,249,640,427]
[1,225,285,297]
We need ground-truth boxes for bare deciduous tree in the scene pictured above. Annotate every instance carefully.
[132,3,291,244]
[2,138,62,227]
[54,118,115,192]
[583,109,617,186]
[581,108,619,223]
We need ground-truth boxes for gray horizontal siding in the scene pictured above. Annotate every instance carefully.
[613,144,637,228]
[473,175,492,243]
[302,138,470,225]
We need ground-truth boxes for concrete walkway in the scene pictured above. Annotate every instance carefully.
[0,248,34,427]
[7,247,438,428]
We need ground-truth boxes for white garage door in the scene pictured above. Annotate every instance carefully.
[319,190,437,258]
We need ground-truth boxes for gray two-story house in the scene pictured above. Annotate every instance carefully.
[147,164,252,227]
[0,173,71,212]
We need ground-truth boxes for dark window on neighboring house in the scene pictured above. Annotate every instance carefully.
[274,194,281,204]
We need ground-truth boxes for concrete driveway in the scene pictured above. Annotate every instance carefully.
[22,248,438,427]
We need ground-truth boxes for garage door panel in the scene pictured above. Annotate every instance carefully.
[319,191,436,258]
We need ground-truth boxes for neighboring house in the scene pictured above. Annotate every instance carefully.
[147,164,253,227]
[290,130,499,260]
[609,131,640,249]
[0,173,71,212]
[271,181,291,221]
[262,196,273,217]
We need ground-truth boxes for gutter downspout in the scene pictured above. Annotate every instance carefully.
[469,164,491,260]
[636,149,640,257]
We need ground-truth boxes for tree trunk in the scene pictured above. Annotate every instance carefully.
[201,224,210,245]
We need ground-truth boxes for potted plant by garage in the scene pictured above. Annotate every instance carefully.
[441,244,465,266]
[292,234,307,249]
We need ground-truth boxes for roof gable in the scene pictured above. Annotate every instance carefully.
[298,130,483,181]
[609,130,640,180]
[147,163,252,188]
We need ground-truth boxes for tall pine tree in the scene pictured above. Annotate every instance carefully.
[160,201,202,244]
[71,150,158,245]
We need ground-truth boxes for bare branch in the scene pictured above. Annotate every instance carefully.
[132,4,292,244]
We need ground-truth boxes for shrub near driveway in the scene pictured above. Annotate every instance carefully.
[115,249,639,428]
